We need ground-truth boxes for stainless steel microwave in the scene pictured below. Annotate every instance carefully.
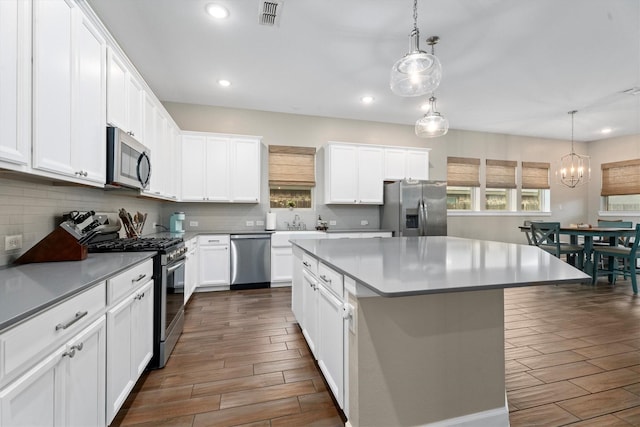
[106,127,151,189]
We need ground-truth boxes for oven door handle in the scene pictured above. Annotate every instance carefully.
[167,259,186,273]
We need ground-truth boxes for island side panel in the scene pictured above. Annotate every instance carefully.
[350,288,507,426]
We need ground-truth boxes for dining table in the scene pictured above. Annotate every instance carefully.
[519,225,636,276]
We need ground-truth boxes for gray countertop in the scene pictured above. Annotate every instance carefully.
[292,236,591,297]
[0,252,155,331]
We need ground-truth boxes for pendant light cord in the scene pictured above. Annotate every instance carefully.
[413,0,418,32]
[569,110,577,154]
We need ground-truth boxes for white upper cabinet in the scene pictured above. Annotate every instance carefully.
[32,0,106,186]
[181,132,261,203]
[0,0,30,169]
[106,47,144,142]
[325,143,383,204]
[384,147,430,181]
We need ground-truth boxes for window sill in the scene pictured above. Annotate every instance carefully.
[598,211,640,217]
[447,211,552,217]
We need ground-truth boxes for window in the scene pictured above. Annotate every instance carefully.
[485,159,516,211]
[601,159,640,211]
[447,157,480,210]
[521,162,550,211]
[268,145,316,209]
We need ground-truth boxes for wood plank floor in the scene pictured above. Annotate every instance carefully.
[112,279,640,427]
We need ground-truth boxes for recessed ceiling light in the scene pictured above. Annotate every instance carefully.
[218,79,231,87]
[206,3,229,19]
[361,96,374,104]
[601,127,612,134]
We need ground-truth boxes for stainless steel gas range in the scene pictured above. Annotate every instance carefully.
[88,236,187,369]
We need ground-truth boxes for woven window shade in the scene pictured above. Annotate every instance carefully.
[269,145,316,187]
[447,157,480,187]
[486,159,517,189]
[522,162,550,189]
[601,159,640,196]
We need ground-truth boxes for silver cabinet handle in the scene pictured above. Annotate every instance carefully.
[320,274,331,283]
[303,261,311,267]
[55,311,88,331]
[132,274,147,283]
[62,342,83,359]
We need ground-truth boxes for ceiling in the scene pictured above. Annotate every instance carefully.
[85,0,640,142]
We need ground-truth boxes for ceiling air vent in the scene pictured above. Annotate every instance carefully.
[259,1,283,26]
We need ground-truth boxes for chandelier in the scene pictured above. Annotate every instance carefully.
[558,110,590,188]
[389,0,442,97]
[415,95,449,137]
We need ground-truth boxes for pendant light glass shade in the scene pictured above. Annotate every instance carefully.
[558,110,590,188]
[415,96,449,138]
[389,0,442,97]
[390,31,442,97]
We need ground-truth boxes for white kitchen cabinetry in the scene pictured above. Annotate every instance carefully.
[185,237,199,304]
[106,262,154,424]
[384,147,430,181]
[325,143,384,204]
[198,235,230,290]
[32,0,106,186]
[271,231,326,287]
[181,132,262,203]
[0,282,107,427]
[106,47,144,141]
[301,269,319,357]
[0,0,30,170]
[317,283,345,406]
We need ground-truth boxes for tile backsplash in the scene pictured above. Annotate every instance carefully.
[0,175,163,266]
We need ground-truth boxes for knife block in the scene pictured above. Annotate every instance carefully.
[14,227,88,264]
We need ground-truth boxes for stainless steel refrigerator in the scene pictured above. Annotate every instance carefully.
[380,180,447,236]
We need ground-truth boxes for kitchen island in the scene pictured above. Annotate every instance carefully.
[291,236,590,427]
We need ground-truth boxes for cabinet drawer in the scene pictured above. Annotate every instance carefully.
[318,263,343,299]
[198,235,230,246]
[301,252,318,276]
[0,282,106,387]
[108,259,153,305]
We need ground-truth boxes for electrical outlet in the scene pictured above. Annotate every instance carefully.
[190,221,199,227]
[152,222,157,229]
[246,220,254,226]
[329,220,337,226]
[5,234,22,251]
[256,220,264,226]
[360,220,369,226]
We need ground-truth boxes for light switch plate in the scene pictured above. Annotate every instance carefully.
[5,235,22,250]
[246,220,254,226]
[360,220,369,226]
[256,220,264,226]
[190,221,199,227]
[329,220,337,226]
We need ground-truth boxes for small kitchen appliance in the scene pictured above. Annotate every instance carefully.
[170,212,185,233]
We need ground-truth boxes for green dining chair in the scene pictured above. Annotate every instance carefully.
[530,222,584,269]
[595,220,633,247]
[592,224,640,294]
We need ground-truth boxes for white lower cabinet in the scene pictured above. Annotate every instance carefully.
[198,235,230,290]
[184,237,199,304]
[0,316,106,427]
[301,269,319,357]
[317,284,344,406]
[106,278,153,424]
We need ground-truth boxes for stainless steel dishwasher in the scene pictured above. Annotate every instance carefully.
[230,234,271,289]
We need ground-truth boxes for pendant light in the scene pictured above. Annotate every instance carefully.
[389,0,442,97]
[415,95,449,137]
[558,110,590,188]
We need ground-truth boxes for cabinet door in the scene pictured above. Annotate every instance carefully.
[32,0,74,176]
[205,137,231,201]
[357,146,384,204]
[0,0,30,167]
[106,48,127,129]
[326,144,358,204]
[198,245,230,287]
[383,148,407,180]
[291,251,304,322]
[132,280,154,378]
[127,75,144,141]
[301,270,318,357]
[106,293,134,424]
[231,138,261,203]
[65,317,106,427]
[271,246,293,284]
[406,150,429,180]
[181,135,207,201]
[72,11,106,184]
[318,284,344,408]
[0,347,63,427]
